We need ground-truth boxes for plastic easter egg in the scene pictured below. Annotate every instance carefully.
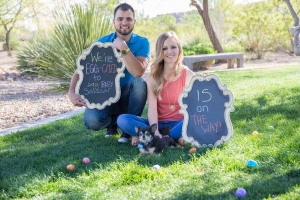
[236,188,246,198]
[268,126,275,130]
[82,157,90,164]
[189,147,197,154]
[247,159,258,168]
[252,131,259,136]
[152,164,160,170]
[66,164,75,171]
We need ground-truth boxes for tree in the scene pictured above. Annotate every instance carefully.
[190,0,224,54]
[283,0,300,55]
[0,0,33,55]
[135,0,225,61]
[222,0,292,59]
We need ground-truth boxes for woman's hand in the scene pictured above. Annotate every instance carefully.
[155,131,162,138]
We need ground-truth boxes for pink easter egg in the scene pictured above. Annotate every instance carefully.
[82,157,90,164]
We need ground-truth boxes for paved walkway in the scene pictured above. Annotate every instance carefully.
[0,108,85,136]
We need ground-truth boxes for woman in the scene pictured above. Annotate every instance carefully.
[117,31,195,146]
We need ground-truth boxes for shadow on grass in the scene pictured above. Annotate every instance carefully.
[231,86,300,131]
[0,115,131,192]
[0,112,211,198]
[168,169,300,199]
[1,69,299,198]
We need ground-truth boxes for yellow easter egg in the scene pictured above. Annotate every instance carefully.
[252,131,259,136]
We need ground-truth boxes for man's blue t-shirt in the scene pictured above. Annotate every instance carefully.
[98,32,150,88]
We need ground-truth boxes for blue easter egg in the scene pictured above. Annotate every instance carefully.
[247,159,258,168]
[236,188,246,198]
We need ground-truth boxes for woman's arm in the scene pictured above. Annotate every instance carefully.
[147,75,161,136]
[185,67,195,87]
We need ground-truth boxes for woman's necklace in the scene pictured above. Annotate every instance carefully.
[164,67,182,112]
[165,81,178,112]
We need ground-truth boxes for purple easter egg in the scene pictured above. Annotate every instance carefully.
[236,188,246,198]
[82,157,90,164]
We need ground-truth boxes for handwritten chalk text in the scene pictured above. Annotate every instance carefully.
[91,52,113,63]
[190,114,222,133]
[191,114,207,125]
[84,87,112,95]
[197,89,212,102]
[85,63,117,74]
[201,121,222,133]
[196,105,209,112]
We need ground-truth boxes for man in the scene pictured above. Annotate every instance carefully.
[68,3,150,143]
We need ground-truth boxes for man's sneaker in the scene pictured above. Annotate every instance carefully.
[105,124,118,138]
[118,132,131,143]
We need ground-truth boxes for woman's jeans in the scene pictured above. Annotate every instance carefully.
[83,77,147,131]
[117,114,183,140]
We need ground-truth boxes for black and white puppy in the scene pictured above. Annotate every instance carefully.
[135,124,180,155]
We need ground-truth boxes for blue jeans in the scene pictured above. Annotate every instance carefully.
[84,77,147,131]
[117,114,183,140]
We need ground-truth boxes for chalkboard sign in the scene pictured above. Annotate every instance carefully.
[179,74,234,147]
[75,42,125,110]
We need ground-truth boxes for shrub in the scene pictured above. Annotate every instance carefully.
[16,3,111,93]
[2,40,20,50]
[183,43,216,56]
[17,33,49,75]
[222,43,244,53]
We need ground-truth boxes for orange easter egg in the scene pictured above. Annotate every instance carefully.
[66,164,75,171]
[189,147,197,154]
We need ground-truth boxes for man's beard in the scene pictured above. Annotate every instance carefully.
[115,25,134,36]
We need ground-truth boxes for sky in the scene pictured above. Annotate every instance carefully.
[124,0,263,18]
[124,0,196,18]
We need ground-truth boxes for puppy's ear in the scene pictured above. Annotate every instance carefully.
[159,126,171,136]
[135,126,140,133]
[150,123,157,134]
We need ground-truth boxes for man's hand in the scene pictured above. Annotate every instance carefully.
[113,37,127,50]
[68,92,86,107]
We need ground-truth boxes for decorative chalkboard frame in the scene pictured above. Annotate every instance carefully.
[179,74,234,147]
[75,42,125,110]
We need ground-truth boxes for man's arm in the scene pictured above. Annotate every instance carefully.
[68,72,86,107]
[113,37,149,77]
[122,54,148,77]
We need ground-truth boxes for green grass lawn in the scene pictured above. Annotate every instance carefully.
[1,65,300,200]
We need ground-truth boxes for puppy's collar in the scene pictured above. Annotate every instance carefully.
[146,138,153,145]
[138,138,153,148]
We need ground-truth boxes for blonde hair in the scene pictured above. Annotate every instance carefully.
[150,31,184,97]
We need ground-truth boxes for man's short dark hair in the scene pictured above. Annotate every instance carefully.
[114,3,135,18]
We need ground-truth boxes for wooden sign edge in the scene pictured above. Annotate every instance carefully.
[75,42,126,110]
[178,74,235,148]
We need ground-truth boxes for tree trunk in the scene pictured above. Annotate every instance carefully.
[190,0,226,62]
[283,0,300,56]
[5,30,11,56]
[283,0,299,26]
[274,39,295,56]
